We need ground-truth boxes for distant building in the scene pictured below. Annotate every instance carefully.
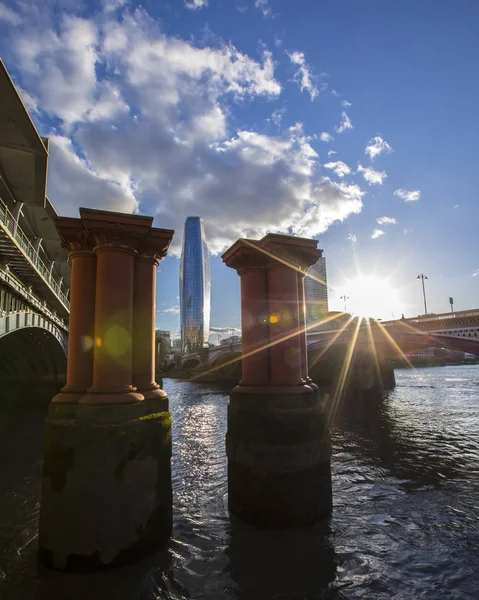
[172,338,182,352]
[155,330,171,366]
[305,256,329,325]
[179,216,211,354]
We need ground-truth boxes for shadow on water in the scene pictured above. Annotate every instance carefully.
[226,517,340,600]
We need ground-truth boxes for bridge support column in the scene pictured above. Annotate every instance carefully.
[297,270,320,401]
[222,234,332,528]
[237,266,270,387]
[132,232,171,403]
[52,230,96,403]
[39,209,174,570]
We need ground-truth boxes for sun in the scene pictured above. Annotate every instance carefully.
[342,276,404,320]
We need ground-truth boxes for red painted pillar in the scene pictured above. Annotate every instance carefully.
[40,208,174,570]
[81,244,143,405]
[222,234,332,528]
[132,256,163,399]
[297,270,308,383]
[237,267,270,387]
[52,217,97,403]
[267,263,304,387]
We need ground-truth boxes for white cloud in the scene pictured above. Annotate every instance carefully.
[327,149,337,156]
[102,0,128,13]
[0,2,22,25]
[185,0,208,9]
[342,100,351,107]
[357,164,387,185]
[7,5,366,256]
[371,229,385,239]
[454,203,459,208]
[394,189,421,202]
[324,160,351,178]
[335,111,353,133]
[473,270,479,277]
[16,85,39,113]
[47,135,139,216]
[210,326,241,333]
[255,0,271,16]
[365,136,392,160]
[271,107,285,126]
[376,216,397,225]
[320,132,334,142]
[287,51,318,100]
[163,305,180,313]
[347,233,357,243]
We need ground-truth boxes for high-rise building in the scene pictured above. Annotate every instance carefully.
[155,330,171,365]
[179,216,211,354]
[305,256,329,325]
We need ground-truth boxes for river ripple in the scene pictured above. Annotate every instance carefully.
[0,365,478,599]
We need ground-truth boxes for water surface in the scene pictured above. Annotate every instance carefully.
[0,365,478,599]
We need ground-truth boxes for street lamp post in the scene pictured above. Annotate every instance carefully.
[449,296,454,314]
[340,295,350,313]
[417,274,428,315]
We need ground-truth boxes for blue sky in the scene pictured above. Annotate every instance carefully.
[1,0,478,338]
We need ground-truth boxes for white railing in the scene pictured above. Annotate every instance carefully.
[0,198,69,309]
[0,267,68,331]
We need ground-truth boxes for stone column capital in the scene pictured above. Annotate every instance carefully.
[55,217,95,255]
[137,227,175,265]
[79,208,154,254]
[259,233,323,272]
[222,239,272,273]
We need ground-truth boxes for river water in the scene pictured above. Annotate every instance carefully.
[0,365,478,599]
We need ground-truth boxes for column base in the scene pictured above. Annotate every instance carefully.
[39,401,172,570]
[137,385,168,402]
[79,389,145,405]
[227,389,332,528]
[233,383,314,396]
[52,391,84,404]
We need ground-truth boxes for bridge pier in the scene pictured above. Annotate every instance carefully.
[223,234,332,528]
[39,209,174,570]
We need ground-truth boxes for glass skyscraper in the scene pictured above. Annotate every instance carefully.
[179,217,211,354]
[305,256,329,325]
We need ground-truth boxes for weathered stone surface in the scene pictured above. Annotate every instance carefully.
[227,391,332,528]
[39,404,172,570]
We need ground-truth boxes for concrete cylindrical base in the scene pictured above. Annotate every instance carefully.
[39,399,172,570]
[226,391,332,528]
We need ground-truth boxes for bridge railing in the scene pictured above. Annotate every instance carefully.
[381,309,479,327]
[0,198,69,309]
[0,267,68,331]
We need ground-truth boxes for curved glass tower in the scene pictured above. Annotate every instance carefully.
[180,217,211,355]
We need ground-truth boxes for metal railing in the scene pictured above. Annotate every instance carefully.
[382,309,479,326]
[0,267,68,331]
[0,198,69,309]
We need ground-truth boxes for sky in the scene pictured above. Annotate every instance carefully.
[1,0,478,339]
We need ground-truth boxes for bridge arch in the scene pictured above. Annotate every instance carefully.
[182,358,200,371]
[210,351,242,382]
[0,312,68,404]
